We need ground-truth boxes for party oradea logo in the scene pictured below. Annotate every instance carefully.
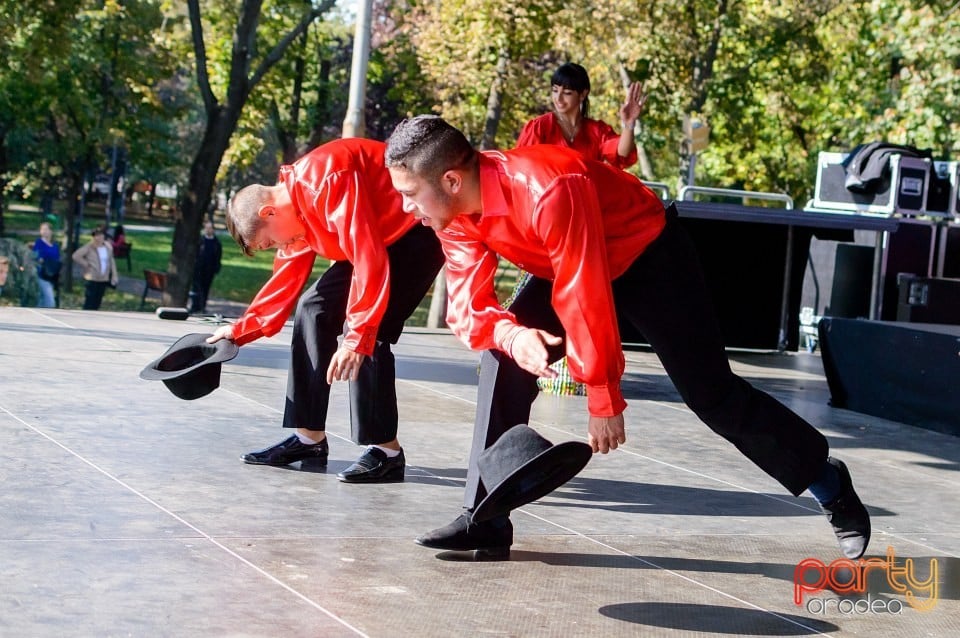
[794,547,938,615]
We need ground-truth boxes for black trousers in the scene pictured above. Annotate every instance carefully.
[83,280,109,310]
[281,224,445,445]
[464,207,828,510]
[190,270,216,313]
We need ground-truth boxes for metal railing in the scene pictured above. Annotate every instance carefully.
[641,181,672,200]
[678,185,793,210]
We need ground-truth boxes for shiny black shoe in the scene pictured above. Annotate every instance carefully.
[415,512,513,559]
[337,447,405,483]
[242,434,328,467]
[821,457,871,559]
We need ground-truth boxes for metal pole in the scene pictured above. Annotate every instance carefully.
[342,0,373,138]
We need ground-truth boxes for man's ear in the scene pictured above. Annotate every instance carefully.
[441,169,463,195]
[256,205,275,220]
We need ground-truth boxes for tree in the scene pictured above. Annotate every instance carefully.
[166,0,336,307]
[411,0,560,148]
[0,1,80,237]
[0,1,184,292]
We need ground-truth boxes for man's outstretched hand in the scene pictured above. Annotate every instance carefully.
[207,325,235,343]
[510,328,563,378]
[588,413,626,453]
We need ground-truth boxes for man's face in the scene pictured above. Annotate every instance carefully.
[250,204,305,253]
[389,167,458,232]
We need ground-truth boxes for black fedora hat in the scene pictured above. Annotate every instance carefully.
[140,333,238,400]
[471,425,592,523]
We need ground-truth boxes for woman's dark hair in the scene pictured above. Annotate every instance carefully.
[551,63,591,118]
[385,115,477,183]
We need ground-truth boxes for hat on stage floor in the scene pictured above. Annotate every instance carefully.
[140,333,238,400]
[471,424,592,523]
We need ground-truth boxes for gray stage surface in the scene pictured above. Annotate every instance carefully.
[1,306,957,637]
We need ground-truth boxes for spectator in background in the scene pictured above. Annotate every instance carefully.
[110,224,126,250]
[32,221,61,308]
[0,255,10,295]
[190,219,223,314]
[72,225,118,310]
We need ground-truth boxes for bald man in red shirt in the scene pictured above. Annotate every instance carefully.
[209,138,444,482]
[384,116,870,561]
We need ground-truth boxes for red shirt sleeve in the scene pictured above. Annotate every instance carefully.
[533,174,626,417]
[231,242,316,346]
[590,120,637,170]
[439,226,523,354]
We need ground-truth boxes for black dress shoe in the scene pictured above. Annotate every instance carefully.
[415,512,513,559]
[820,457,871,559]
[337,447,405,483]
[242,434,328,467]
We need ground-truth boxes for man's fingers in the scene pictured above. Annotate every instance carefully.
[542,333,563,346]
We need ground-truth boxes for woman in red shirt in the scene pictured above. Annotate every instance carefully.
[515,62,647,169]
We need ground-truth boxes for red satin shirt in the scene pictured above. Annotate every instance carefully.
[439,145,666,416]
[231,139,417,355]
[516,112,637,169]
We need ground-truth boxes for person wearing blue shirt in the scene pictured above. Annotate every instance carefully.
[32,222,61,308]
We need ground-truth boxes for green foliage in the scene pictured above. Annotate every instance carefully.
[0,237,39,306]
[385,0,958,204]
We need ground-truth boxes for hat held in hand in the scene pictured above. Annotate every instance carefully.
[471,424,592,523]
[140,333,238,400]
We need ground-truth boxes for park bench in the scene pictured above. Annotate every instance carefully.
[140,269,167,309]
[113,241,133,272]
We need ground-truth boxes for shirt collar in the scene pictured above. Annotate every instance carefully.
[479,152,509,218]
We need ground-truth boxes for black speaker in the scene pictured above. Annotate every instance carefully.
[880,219,936,320]
[818,317,960,435]
[896,276,960,325]
[828,244,874,318]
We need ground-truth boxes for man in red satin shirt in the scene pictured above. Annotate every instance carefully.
[208,138,444,482]
[384,115,871,560]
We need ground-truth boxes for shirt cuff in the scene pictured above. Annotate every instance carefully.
[343,325,378,357]
[586,383,627,417]
[231,315,265,346]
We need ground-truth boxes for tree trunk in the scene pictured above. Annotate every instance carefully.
[307,59,332,151]
[165,108,238,307]
[0,134,6,238]
[480,44,510,151]
[61,173,86,293]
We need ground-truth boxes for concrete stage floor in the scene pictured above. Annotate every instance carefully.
[1,306,957,637]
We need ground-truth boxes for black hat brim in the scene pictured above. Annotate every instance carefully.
[139,333,238,381]
[472,440,592,523]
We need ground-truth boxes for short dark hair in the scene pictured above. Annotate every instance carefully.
[385,115,477,182]
[227,184,271,257]
[551,63,591,118]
